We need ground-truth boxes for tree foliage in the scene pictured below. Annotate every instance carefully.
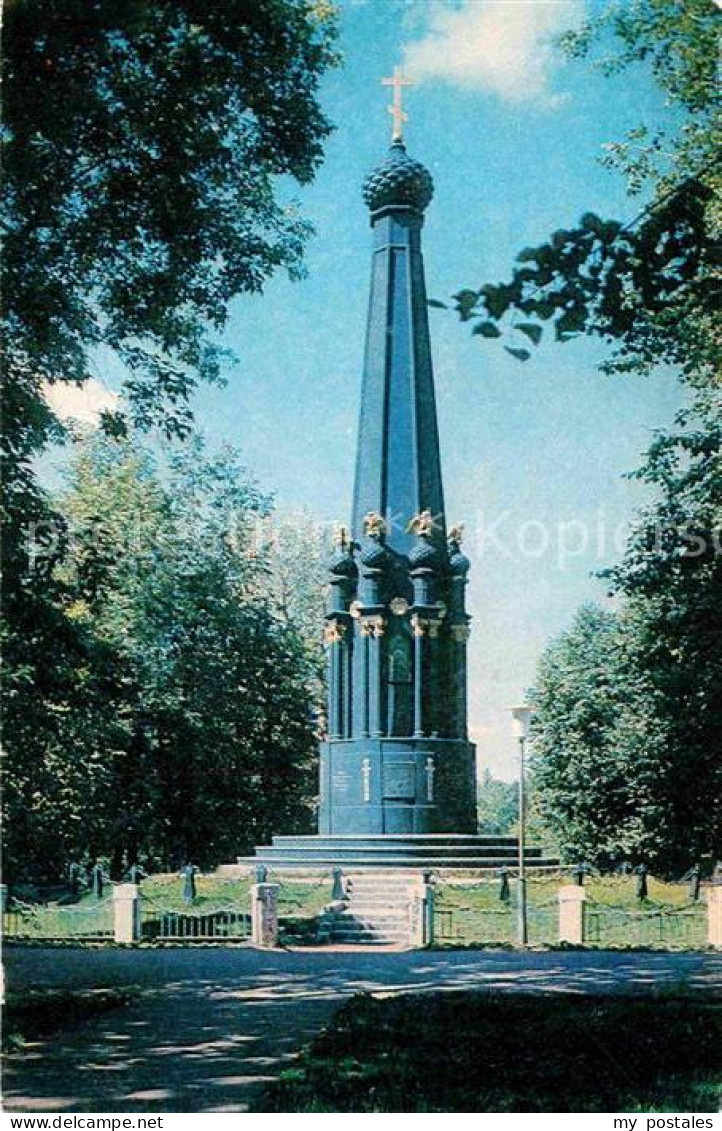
[3,0,338,445]
[444,0,720,384]
[469,1,722,870]
[3,433,326,880]
[532,392,722,874]
[1,1,338,881]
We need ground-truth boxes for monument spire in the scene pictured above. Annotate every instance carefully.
[315,118,476,836]
[351,105,444,556]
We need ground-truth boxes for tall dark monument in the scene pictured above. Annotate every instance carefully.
[245,76,556,871]
[318,132,476,835]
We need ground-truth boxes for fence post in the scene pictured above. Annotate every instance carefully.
[409,875,435,946]
[558,884,586,944]
[707,886,722,949]
[113,883,140,943]
[251,882,280,948]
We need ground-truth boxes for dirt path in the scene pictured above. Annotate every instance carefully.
[4,946,720,1113]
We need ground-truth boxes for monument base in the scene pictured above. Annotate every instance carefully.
[233,833,559,871]
[319,737,477,835]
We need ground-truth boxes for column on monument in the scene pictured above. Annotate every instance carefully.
[343,631,353,738]
[450,623,470,739]
[447,534,471,740]
[354,527,390,739]
[411,613,425,738]
[325,624,338,738]
[360,625,371,737]
[409,533,443,739]
[324,540,358,741]
[334,625,345,738]
[361,615,385,737]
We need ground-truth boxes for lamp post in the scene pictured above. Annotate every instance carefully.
[508,704,533,945]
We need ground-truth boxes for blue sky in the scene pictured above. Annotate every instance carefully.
[47,1,684,778]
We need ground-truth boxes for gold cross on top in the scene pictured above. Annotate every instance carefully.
[382,66,414,143]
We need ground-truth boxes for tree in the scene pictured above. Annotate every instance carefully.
[2,432,323,879]
[2,0,338,650]
[4,0,338,443]
[442,0,720,385]
[2,0,338,880]
[531,605,669,871]
[442,0,721,873]
[531,590,720,874]
[477,768,517,836]
[266,512,331,718]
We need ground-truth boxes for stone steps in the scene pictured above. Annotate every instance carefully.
[233,855,559,871]
[317,871,417,946]
[238,832,558,872]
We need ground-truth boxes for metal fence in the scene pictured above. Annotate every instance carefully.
[2,897,115,940]
[586,904,706,948]
[140,898,251,941]
[433,875,709,949]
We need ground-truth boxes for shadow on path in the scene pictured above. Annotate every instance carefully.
[4,947,721,1113]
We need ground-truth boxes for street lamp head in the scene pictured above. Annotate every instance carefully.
[508,703,533,741]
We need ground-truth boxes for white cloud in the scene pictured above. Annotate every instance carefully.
[43,379,119,425]
[403,0,584,106]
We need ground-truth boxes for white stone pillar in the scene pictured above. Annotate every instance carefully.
[707,886,722,948]
[251,882,281,948]
[113,883,141,944]
[558,884,586,944]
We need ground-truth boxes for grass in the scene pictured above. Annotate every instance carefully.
[3,988,138,1052]
[257,990,722,1113]
[3,872,331,943]
[3,873,707,948]
[435,876,707,948]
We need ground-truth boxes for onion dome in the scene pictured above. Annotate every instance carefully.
[362,141,434,215]
[449,547,470,577]
[327,545,358,579]
[409,536,441,571]
[360,538,390,570]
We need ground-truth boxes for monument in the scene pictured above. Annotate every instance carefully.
[246,73,554,870]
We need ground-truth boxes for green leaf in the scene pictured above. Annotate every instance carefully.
[580,212,604,235]
[480,284,510,320]
[504,346,531,362]
[427,299,448,309]
[516,323,543,345]
[472,321,502,338]
[452,289,479,322]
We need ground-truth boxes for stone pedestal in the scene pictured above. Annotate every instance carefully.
[251,883,280,948]
[707,886,722,948]
[558,884,586,944]
[409,879,435,946]
[113,883,140,943]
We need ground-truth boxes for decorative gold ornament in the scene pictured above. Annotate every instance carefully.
[411,613,442,638]
[363,511,388,539]
[349,600,363,619]
[360,614,386,638]
[389,596,409,616]
[324,621,347,644]
[333,524,350,551]
[406,508,438,537]
[448,523,465,545]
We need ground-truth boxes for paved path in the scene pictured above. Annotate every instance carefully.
[4,946,721,1113]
